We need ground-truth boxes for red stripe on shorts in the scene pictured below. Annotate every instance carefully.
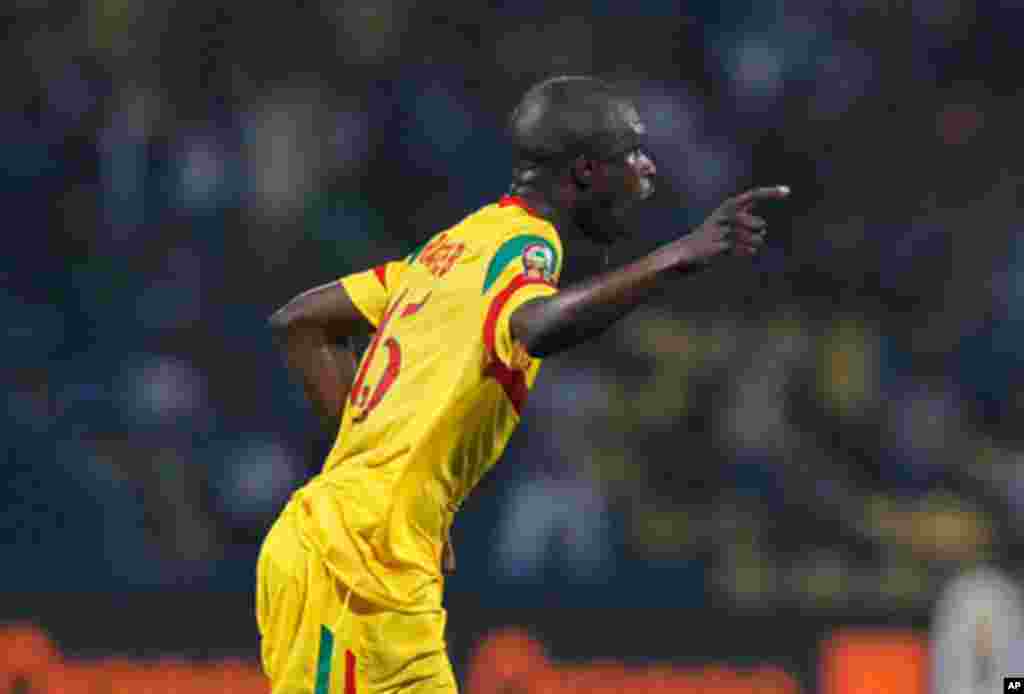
[345,649,357,694]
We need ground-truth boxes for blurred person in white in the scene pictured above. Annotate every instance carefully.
[932,563,1024,694]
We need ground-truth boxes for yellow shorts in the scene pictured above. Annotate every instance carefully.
[256,503,457,694]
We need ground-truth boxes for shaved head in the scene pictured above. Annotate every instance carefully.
[507,75,655,245]
[509,76,642,166]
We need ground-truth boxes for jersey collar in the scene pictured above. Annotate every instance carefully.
[498,194,540,218]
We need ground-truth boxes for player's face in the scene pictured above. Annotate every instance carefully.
[595,104,656,207]
[574,102,656,242]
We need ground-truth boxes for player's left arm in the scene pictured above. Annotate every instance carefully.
[511,186,788,358]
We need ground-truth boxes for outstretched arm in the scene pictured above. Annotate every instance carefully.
[269,280,373,432]
[511,186,789,358]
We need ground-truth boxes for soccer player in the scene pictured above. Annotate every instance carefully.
[258,75,789,693]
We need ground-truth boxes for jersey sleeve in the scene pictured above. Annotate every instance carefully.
[481,224,563,369]
[339,261,408,329]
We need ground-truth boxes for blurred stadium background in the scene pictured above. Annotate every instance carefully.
[4,0,1024,692]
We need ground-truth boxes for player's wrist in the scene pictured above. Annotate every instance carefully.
[663,237,709,274]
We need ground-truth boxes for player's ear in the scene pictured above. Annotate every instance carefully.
[570,155,594,190]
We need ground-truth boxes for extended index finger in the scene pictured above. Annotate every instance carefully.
[730,185,791,210]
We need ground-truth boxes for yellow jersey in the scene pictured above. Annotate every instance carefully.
[289,196,563,610]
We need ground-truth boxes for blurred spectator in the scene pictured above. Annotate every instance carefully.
[932,564,1024,694]
[494,470,613,584]
[493,362,616,584]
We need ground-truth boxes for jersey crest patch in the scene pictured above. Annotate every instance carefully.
[482,234,559,293]
[522,243,555,282]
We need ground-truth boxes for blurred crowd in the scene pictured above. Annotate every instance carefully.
[5,0,1024,617]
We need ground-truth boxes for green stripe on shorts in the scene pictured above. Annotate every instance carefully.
[315,625,335,694]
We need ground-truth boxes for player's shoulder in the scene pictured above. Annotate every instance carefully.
[456,198,561,246]
[480,200,562,292]
[404,198,562,292]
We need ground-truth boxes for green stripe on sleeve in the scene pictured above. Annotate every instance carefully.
[482,235,558,293]
[315,625,335,694]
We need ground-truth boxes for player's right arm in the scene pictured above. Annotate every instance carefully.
[269,262,404,432]
[511,186,789,358]
[269,281,369,432]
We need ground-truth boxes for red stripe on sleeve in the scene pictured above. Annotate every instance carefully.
[372,264,388,289]
[481,274,553,415]
[483,275,554,358]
